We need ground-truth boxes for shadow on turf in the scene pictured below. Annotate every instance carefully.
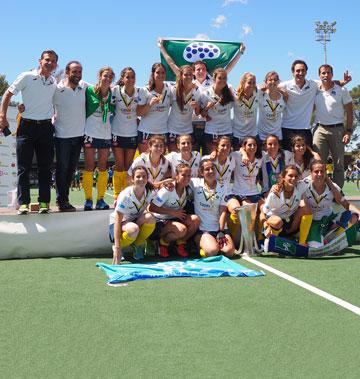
[258,248,360,260]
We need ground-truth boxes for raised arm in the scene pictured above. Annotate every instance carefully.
[157,38,180,77]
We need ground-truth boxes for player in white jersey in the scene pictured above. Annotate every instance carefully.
[149,164,200,258]
[286,135,321,180]
[137,63,171,153]
[128,135,171,188]
[198,68,234,153]
[303,160,358,247]
[110,166,156,263]
[258,71,287,142]
[202,136,235,189]
[261,165,312,245]
[83,67,116,211]
[226,137,263,240]
[191,159,235,258]
[261,135,292,195]
[166,134,201,178]
[167,65,200,151]
[111,67,140,200]
[232,72,259,150]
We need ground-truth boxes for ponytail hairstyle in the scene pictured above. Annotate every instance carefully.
[276,164,299,193]
[131,165,155,192]
[242,136,262,159]
[290,135,312,170]
[148,63,166,91]
[116,67,136,87]
[212,68,233,105]
[236,72,256,101]
[175,65,193,112]
[94,67,115,98]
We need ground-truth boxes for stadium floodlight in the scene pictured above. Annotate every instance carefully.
[315,20,336,64]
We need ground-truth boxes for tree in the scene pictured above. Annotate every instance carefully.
[0,74,9,96]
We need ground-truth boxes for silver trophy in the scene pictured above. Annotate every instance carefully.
[236,203,260,256]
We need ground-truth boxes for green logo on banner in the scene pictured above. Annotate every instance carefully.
[275,238,296,254]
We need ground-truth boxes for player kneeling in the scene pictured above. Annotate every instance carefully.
[109,166,156,264]
[261,165,312,247]
[149,163,200,258]
[304,160,358,248]
[192,159,235,258]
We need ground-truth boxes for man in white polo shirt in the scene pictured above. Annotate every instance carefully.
[313,64,353,188]
[0,50,58,214]
[53,61,86,211]
[279,60,318,149]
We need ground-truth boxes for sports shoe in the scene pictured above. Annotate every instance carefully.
[133,245,144,260]
[159,244,170,258]
[177,244,189,258]
[58,201,76,212]
[84,199,93,211]
[38,202,49,214]
[263,238,269,253]
[18,204,29,215]
[95,199,110,210]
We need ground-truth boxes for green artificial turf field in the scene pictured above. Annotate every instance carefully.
[0,182,358,378]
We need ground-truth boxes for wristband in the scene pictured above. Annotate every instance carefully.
[345,128,353,134]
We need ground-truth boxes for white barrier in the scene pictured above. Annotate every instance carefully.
[0,210,112,259]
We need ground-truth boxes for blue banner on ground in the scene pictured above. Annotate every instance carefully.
[97,256,264,284]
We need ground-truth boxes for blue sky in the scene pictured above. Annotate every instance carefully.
[2,0,360,92]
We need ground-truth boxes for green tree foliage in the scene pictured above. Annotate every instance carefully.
[0,74,9,96]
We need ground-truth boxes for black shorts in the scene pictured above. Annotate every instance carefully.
[112,135,138,149]
[83,135,112,149]
[149,218,183,240]
[196,229,230,237]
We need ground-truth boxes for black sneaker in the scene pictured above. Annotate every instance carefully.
[58,201,76,212]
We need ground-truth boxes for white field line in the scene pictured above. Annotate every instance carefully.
[242,255,360,317]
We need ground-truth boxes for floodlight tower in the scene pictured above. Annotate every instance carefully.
[315,21,336,64]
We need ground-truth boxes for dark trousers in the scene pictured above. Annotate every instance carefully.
[281,128,313,150]
[16,119,54,205]
[55,136,83,203]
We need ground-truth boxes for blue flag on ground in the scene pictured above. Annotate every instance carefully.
[96,256,264,284]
